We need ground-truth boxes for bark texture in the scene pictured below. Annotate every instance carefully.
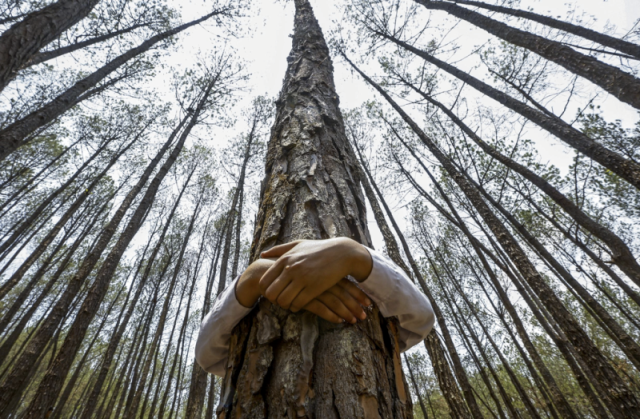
[217,1,412,418]
[0,0,100,92]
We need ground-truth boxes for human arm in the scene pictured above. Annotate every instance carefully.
[195,256,373,375]
[260,238,435,351]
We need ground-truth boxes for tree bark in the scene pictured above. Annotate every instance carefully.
[218,1,411,418]
[416,0,640,110]
[346,56,640,417]
[441,0,640,60]
[0,10,222,162]
[0,0,100,92]
[368,32,640,192]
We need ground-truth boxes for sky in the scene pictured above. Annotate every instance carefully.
[160,0,640,261]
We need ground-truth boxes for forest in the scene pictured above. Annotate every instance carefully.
[0,0,639,417]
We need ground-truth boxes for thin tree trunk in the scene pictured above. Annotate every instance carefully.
[0,135,84,215]
[0,0,101,92]
[0,195,108,367]
[219,1,411,417]
[416,0,640,109]
[441,0,640,59]
[403,354,431,419]
[353,134,482,419]
[0,10,222,161]
[0,133,139,310]
[49,283,127,419]
[399,79,640,285]
[0,110,191,417]
[20,80,217,417]
[346,56,639,417]
[0,136,114,266]
[26,22,151,68]
[363,33,640,191]
[126,196,204,419]
[78,167,193,419]
[472,175,640,369]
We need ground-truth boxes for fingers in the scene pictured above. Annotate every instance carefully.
[258,257,287,296]
[276,280,305,310]
[337,279,372,307]
[260,260,293,302]
[327,285,367,321]
[316,292,358,324]
[303,300,343,324]
[260,241,302,258]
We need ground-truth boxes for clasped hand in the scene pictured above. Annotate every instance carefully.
[235,238,374,324]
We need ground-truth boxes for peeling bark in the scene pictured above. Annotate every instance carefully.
[218,1,411,417]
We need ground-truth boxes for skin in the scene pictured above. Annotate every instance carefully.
[235,238,374,324]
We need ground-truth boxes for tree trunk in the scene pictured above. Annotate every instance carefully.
[399,80,640,285]
[0,10,221,162]
[185,223,226,419]
[77,169,193,419]
[0,136,114,267]
[218,1,411,418]
[0,111,192,417]
[403,354,430,419]
[20,79,217,417]
[0,133,138,312]
[352,138,480,419]
[0,0,100,92]
[441,0,640,60]
[416,0,640,110]
[26,22,151,68]
[366,33,640,192]
[0,194,107,367]
[347,57,640,417]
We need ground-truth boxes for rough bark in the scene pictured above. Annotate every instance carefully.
[346,57,640,417]
[416,0,640,109]
[218,1,411,418]
[399,79,640,285]
[370,32,640,191]
[0,0,100,92]
[0,112,190,417]
[0,10,221,162]
[441,0,640,60]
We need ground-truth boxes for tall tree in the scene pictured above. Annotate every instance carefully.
[217,1,412,417]
[0,0,101,92]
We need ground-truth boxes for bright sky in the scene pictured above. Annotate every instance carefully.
[163,0,640,254]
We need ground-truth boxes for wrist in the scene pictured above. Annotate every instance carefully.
[235,275,261,308]
[340,238,373,282]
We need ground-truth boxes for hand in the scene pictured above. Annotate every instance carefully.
[303,279,372,324]
[259,238,373,313]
